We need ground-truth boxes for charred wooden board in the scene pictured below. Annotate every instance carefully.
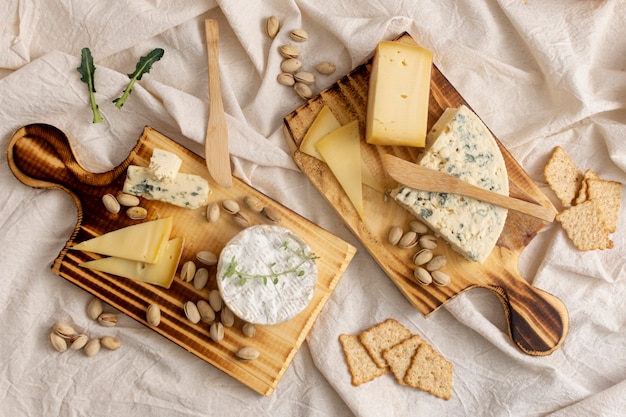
[7,124,356,396]
[283,33,568,356]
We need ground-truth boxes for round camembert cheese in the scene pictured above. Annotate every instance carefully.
[216,225,318,325]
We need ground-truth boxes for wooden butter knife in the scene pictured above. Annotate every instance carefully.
[383,154,556,222]
[204,19,232,188]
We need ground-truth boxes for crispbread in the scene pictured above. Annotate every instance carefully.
[544,146,582,207]
[585,178,622,233]
[404,342,454,401]
[381,334,423,386]
[556,200,614,250]
[339,334,388,386]
[359,318,412,368]
[575,169,599,205]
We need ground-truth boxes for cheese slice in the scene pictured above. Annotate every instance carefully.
[217,225,317,325]
[300,106,384,193]
[123,165,210,209]
[149,148,182,182]
[71,217,173,264]
[315,120,365,219]
[79,237,184,289]
[393,105,508,263]
[365,41,432,147]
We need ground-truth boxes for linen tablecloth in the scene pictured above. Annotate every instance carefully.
[1,1,625,416]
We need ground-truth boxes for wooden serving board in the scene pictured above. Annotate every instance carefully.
[283,33,568,356]
[7,124,356,396]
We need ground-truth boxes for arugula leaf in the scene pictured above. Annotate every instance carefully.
[113,48,164,108]
[76,47,104,123]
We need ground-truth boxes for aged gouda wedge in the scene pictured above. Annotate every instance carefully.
[300,106,384,193]
[315,120,364,219]
[365,41,433,147]
[79,237,184,289]
[71,217,173,264]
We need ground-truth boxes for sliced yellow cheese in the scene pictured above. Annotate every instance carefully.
[315,120,364,219]
[365,41,433,147]
[71,217,173,264]
[79,237,184,289]
[300,106,384,193]
[300,106,341,160]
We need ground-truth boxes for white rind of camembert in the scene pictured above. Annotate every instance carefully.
[393,105,509,263]
[216,225,318,325]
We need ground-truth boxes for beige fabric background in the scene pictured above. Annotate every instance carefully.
[1,1,625,416]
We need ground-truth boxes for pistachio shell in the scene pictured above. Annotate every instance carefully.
[184,301,201,324]
[206,202,220,223]
[180,260,196,283]
[197,300,215,323]
[208,290,222,312]
[49,332,68,352]
[115,192,140,207]
[86,297,104,321]
[266,16,280,38]
[222,199,240,214]
[233,211,251,228]
[52,322,75,339]
[97,312,118,327]
[126,206,147,220]
[431,271,451,286]
[315,61,336,75]
[102,193,120,214]
[294,71,315,85]
[261,206,282,223]
[69,334,89,350]
[146,304,161,327]
[221,306,235,328]
[277,72,296,86]
[294,82,313,99]
[418,234,438,250]
[243,195,264,212]
[280,58,302,73]
[278,44,299,59]
[426,255,447,272]
[101,336,121,351]
[210,322,224,343]
[398,231,418,249]
[242,322,256,338]
[196,251,218,266]
[83,338,101,357]
[409,220,429,234]
[412,249,433,266]
[236,346,260,361]
[388,226,403,245]
[289,29,308,42]
[193,268,209,290]
[413,266,433,285]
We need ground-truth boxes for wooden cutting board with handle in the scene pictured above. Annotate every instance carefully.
[7,123,356,396]
[283,33,568,356]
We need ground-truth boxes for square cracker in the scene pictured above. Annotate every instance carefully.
[556,199,614,250]
[339,334,388,386]
[359,318,412,368]
[382,334,423,386]
[544,146,582,207]
[575,169,600,205]
[404,342,454,400]
[586,178,622,233]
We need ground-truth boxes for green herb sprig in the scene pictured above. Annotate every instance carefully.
[113,48,164,108]
[76,47,104,123]
[223,241,319,286]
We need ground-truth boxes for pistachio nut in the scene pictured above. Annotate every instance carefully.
[196,251,218,266]
[115,192,140,207]
[412,249,433,266]
[193,268,209,290]
[222,199,240,214]
[426,255,447,272]
[102,193,120,214]
[243,195,264,212]
[315,61,336,75]
[409,220,429,234]
[83,338,101,357]
[398,231,418,249]
[242,322,256,338]
[97,312,118,327]
[278,44,299,59]
[294,71,315,85]
[418,234,438,250]
[280,58,302,73]
[146,304,161,327]
[184,301,201,324]
[101,336,121,351]
[126,206,147,220]
[236,346,260,361]
[69,334,89,350]
[413,266,433,285]
[206,202,220,223]
[86,297,104,321]
[293,82,313,99]
[180,260,196,283]
[289,29,308,42]
[261,206,281,223]
[210,322,224,343]
[388,226,403,246]
[221,306,235,328]
[52,322,75,339]
[49,331,68,353]
[197,300,216,324]
[266,16,280,38]
[233,211,251,228]
[208,289,222,312]
[431,271,451,286]
[277,72,296,86]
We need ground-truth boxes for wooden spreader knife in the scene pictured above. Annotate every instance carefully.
[204,19,232,188]
[383,154,557,222]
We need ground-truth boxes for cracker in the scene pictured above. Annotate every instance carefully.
[359,318,412,368]
[556,200,614,250]
[404,342,454,400]
[381,334,423,386]
[544,146,582,207]
[339,334,388,386]
[585,178,622,233]
[574,169,599,205]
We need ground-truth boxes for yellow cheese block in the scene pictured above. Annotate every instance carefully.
[365,41,433,147]
[71,217,173,264]
[300,106,384,193]
[79,237,184,289]
[315,120,364,219]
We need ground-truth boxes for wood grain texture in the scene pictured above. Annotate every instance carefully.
[7,124,356,396]
[283,33,569,356]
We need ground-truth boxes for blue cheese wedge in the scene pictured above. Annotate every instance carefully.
[123,165,210,209]
[149,148,182,182]
[216,225,318,325]
[393,105,509,263]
